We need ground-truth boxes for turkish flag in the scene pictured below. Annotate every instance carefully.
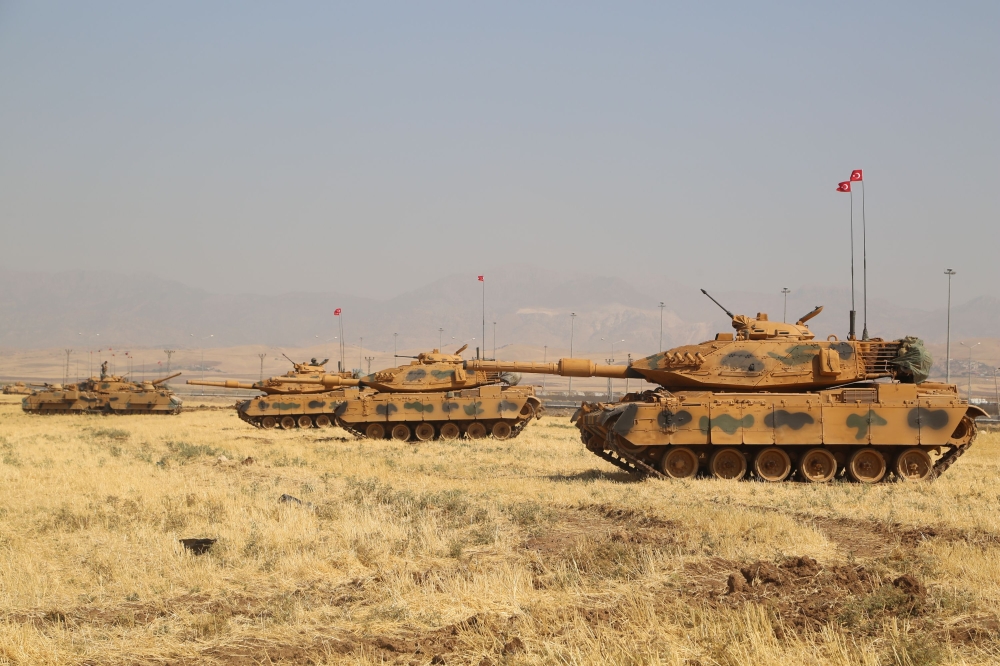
[477,275,484,281]
[836,181,851,192]
[334,308,342,316]
[850,169,863,181]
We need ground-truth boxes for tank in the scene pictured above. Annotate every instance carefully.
[234,345,543,441]
[22,371,183,415]
[185,355,354,395]
[467,298,986,483]
[2,382,33,395]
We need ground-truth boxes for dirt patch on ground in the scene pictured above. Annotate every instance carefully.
[524,503,679,557]
[673,555,944,637]
[803,514,1000,558]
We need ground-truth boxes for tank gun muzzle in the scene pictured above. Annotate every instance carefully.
[186,378,255,390]
[153,372,182,385]
[465,359,633,379]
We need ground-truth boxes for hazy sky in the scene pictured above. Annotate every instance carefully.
[1,2,997,308]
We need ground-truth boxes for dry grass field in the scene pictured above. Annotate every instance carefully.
[1,394,1000,665]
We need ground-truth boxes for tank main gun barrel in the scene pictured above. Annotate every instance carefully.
[153,372,182,385]
[186,378,255,390]
[281,375,362,388]
[700,289,734,319]
[466,359,634,379]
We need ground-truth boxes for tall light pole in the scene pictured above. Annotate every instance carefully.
[994,367,999,418]
[492,321,497,360]
[568,312,577,395]
[781,288,791,322]
[659,302,665,352]
[960,341,980,400]
[542,345,547,391]
[945,269,956,382]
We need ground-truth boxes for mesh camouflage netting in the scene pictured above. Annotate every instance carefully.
[888,336,933,384]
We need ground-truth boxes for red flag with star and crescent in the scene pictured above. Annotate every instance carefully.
[334,308,342,316]
[478,275,484,281]
[850,169,863,181]
[836,181,851,193]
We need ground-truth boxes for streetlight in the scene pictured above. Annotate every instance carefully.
[994,367,999,418]
[781,288,791,323]
[945,269,956,382]
[959,341,980,401]
[542,345,547,391]
[659,302,665,352]
[438,327,443,350]
[569,313,577,395]
[190,333,214,395]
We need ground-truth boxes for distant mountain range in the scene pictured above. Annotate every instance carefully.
[0,266,996,356]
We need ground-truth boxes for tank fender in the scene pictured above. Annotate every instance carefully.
[967,405,990,419]
[598,404,630,427]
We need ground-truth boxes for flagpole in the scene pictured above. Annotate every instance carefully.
[849,186,856,340]
[482,277,486,360]
[861,179,868,340]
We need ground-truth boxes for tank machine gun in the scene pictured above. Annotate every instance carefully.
[467,291,984,483]
[235,344,543,441]
[22,372,183,415]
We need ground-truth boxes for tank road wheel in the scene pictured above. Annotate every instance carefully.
[314,415,332,428]
[439,423,460,441]
[491,421,513,440]
[848,448,887,484]
[365,423,386,439]
[466,422,487,440]
[297,415,313,428]
[261,416,276,429]
[709,447,747,480]
[754,447,792,482]
[660,447,699,480]
[280,416,296,429]
[415,423,435,441]
[391,424,412,442]
[798,448,838,483]
[894,447,934,481]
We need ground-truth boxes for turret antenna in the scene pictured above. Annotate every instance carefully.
[700,289,734,318]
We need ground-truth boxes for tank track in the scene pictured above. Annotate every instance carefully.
[582,427,665,479]
[581,414,980,482]
[931,417,978,479]
[337,416,534,441]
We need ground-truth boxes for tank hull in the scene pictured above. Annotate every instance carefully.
[576,382,982,482]
[22,388,182,415]
[236,385,543,441]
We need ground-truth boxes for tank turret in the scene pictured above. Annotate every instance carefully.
[283,344,506,393]
[185,356,353,395]
[467,306,914,392]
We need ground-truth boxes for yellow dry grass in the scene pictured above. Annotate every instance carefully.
[1,394,999,665]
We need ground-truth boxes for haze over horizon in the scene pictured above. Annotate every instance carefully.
[1,2,997,309]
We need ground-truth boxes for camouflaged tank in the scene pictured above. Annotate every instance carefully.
[2,382,33,395]
[237,345,542,441]
[468,302,986,483]
[22,372,183,415]
[185,355,354,395]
